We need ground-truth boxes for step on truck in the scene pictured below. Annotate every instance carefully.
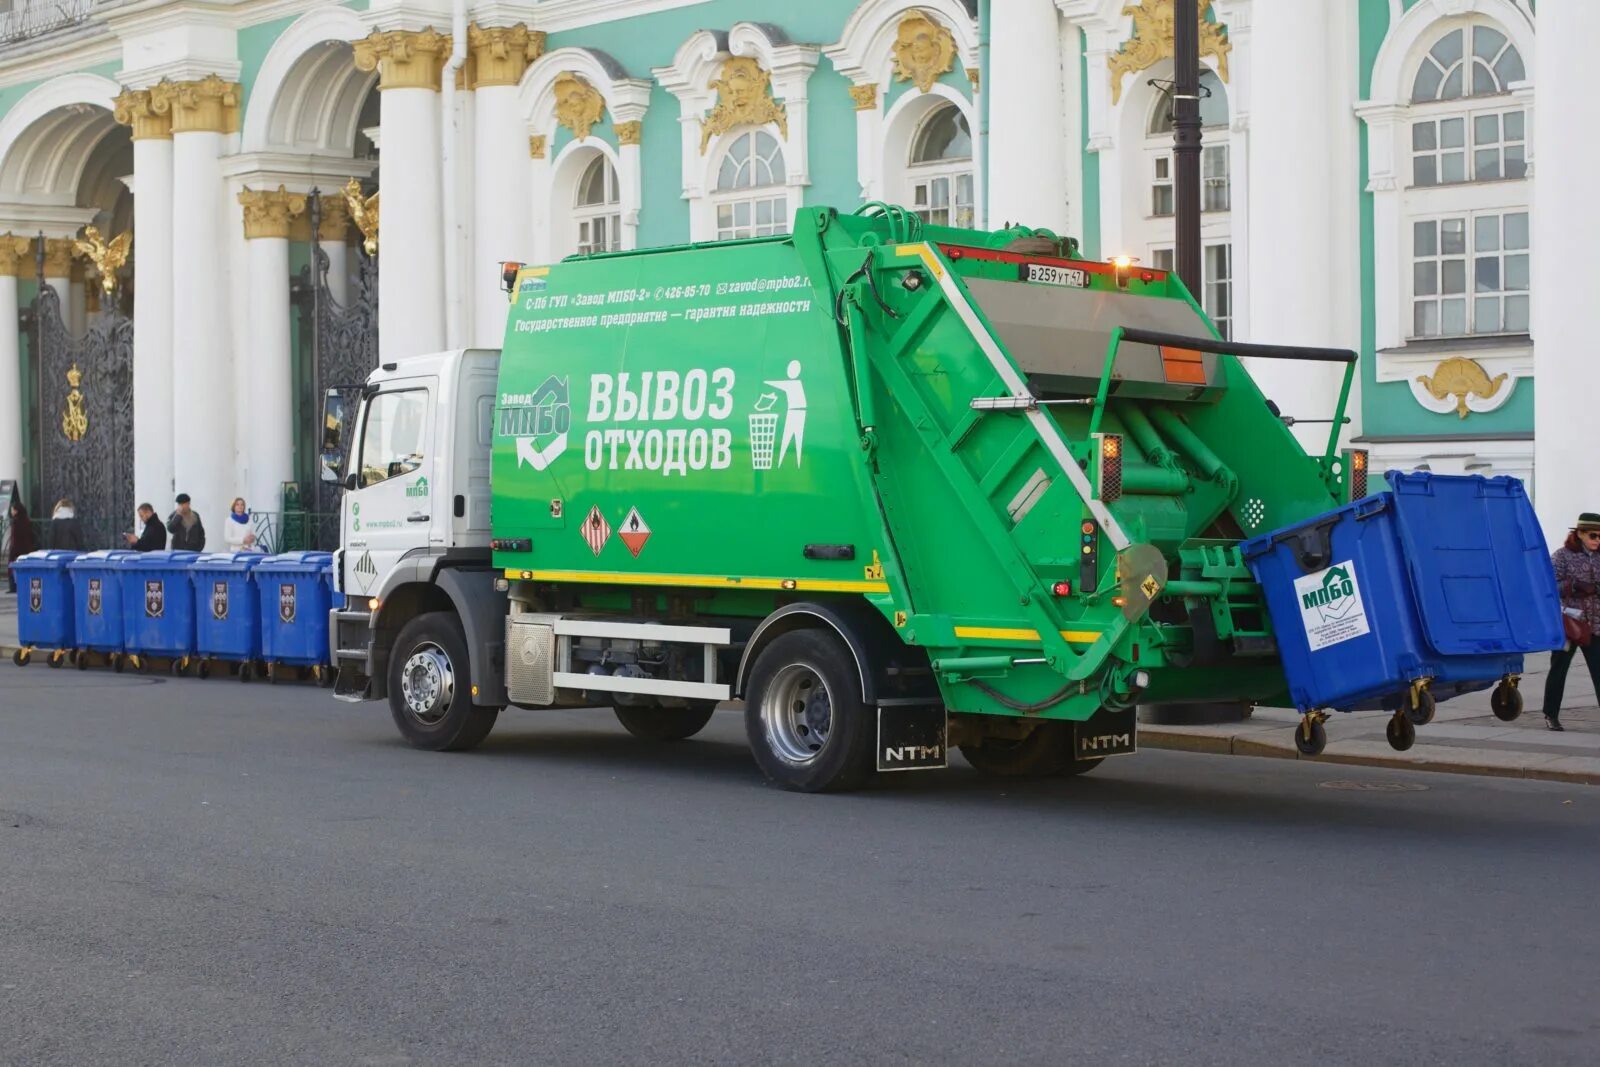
[327,204,1556,791]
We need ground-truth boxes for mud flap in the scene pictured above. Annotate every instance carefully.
[877,702,948,772]
[1072,706,1138,759]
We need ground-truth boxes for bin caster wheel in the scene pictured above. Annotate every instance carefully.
[48,650,64,669]
[197,661,211,680]
[74,650,88,670]
[134,656,149,674]
[12,648,28,667]
[1294,714,1328,757]
[1405,685,1436,726]
[111,654,124,673]
[169,658,186,677]
[1387,712,1416,752]
[238,663,252,683]
[266,663,278,685]
[1491,681,1523,722]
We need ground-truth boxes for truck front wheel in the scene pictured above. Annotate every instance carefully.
[744,629,875,793]
[959,722,1103,778]
[613,703,717,742]
[387,612,499,752]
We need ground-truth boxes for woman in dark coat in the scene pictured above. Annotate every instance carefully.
[49,498,86,551]
[1543,512,1600,731]
[4,500,37,593]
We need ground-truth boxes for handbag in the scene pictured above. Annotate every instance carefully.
[1563,612,1592,648]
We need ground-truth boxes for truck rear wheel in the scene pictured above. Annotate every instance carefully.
[613,703,717,742]
[744,629,876,793]
[959,722,1103,778]
[388,612,499,752]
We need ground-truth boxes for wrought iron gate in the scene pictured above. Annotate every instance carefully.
[291,186,378,550]
[30,262,134,550]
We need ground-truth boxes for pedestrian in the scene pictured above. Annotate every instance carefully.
[4,499,36,593]
[1542,512,1600,731]
[224,496,258,552]
[167,493,206,552]
[123,503,166,552]
[49,497,85,551]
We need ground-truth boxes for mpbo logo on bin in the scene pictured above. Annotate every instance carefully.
[279,583,297,623]
[145,580,164,619]
[1294,561,1371,652]
[211,580,229,620]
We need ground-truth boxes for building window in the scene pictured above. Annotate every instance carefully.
[1411,210,1528,338]
[574,154,621,255]
[1147,70,1230,218]
[908,104,975,228]
[1152,156,1173,217]
[714,130,787,241]
[1152,244,1233,339]
[1409,24,1527,187]
[1411,24,1524,104]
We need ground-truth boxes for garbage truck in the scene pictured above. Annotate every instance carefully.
[326,203,1559,791]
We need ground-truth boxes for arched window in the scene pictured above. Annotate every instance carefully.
[714,130,787,241]
[908,103,974,228]
[573,154,621,255]
[1146,70,1230,217]
[1411,23,1525,103]
[1409,23,1526,186]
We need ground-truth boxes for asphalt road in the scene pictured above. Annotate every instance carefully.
[1,668,1597,1066]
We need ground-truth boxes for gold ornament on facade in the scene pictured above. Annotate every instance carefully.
[72,226,131,295]
[468,24,546,88]
[238,186,308,241]
[0,234,31,277]
[554,72,607,141]
[1416,357,1508,419]
[61,364,88,443]
[317,193,353,243]
[1108,0,1231,105]
[150,75,241,134]
[614,121,642,146]
[112,88,171,140]
[344,179,380,256]
[848,83,878,111]
[701,56,787,153]
[38,238,76,278]
[529,135,547,159]
[966,66,981,92]
[892,12,958,94]
[354,29,453,92]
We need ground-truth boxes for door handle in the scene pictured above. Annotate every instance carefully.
[407,513,430,523]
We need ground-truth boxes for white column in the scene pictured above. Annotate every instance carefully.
[126,122,175,511]
[988,0,1069,231]
[0,247,22,481]
[322,239,350,306]
[1243,0,1344,451]
[1533,2,1600,544]
[243,235,294,516]
[473,83,531,347]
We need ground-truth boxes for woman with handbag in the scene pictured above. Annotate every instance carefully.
[1543,513,1600,731]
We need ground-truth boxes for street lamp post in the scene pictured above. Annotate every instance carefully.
[1172,0,1203,296]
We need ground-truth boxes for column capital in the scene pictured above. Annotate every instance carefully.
[614,120,642,146]
[467,24,546,88]
[289,193,353,243]
[238,185,308,240]
[36,237,77,278]
[112,88,172,140]
[354,29,454,91]
[848,83,877,111]
[0,234,32,277]
[150,75,241,134]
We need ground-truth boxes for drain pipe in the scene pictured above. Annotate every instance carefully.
[440,0,468,349]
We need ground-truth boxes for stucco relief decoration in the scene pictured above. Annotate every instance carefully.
[344,179,380,257]
[1416,357,1508,419]
[73,226,131,296]
[892,12,957,93]
[700,56,787,153]
[61,364,87,443]
[1108,0,1231,105]
[554,72,607,141]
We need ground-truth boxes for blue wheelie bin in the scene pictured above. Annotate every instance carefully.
[191,552,267,680]
[68,550,137,670]
[1242,471,1563,754]
[118,550,201,674]
[256,551,335,684]
[10,550,80,667]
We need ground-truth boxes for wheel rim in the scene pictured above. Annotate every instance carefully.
[400,642,455,725]
[760,663,833,765]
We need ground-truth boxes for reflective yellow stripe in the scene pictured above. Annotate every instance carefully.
[505,569,890,594]
[954,626,1100,645]
[894,242,943,279]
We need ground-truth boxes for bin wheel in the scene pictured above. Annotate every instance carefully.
[238,662,253,683]
[48,649,64,669]
[1293,713,1328,757]
[12,648,28,667]
[74,650,88,671]
[1387,712,1416,752]
[111,653,124,673]
[266,663,277,685]
[134,655,149,674]
[316,665,335,689]
[1491,681,1523,722]
[197,661,211,680]
[1405,685,1436,726]
[169,658,185,677]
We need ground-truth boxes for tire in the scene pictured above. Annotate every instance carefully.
[197,661,211,680]
[614,702,717,742]
[387,611,499,752]
[13,648,30,667]
[959,721,1103,777]
[74,650,88,671]
[239,662,253,683]
[744,629,876,792]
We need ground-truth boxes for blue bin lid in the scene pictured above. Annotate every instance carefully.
[14,549,80,565]
[192,551,267,571]
[67,549,137,568]
[120,550,202,569]
[256,551,334,572]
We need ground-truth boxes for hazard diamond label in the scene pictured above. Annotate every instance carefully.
[581,505,612,556]
[619,506,652,558]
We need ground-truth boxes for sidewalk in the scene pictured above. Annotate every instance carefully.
[3,589,1595,784]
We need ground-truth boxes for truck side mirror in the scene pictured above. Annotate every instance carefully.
[321,389,349,486]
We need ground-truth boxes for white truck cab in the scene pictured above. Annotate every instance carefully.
[327,349,508,720]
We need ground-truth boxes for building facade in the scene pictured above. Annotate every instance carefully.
[0,0,1591,546]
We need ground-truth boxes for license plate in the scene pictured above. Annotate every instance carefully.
[1022,263,1089,288]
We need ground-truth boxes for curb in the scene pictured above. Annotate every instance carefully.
[1140,726,1600,787]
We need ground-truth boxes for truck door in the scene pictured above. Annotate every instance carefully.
[343,380,436,600]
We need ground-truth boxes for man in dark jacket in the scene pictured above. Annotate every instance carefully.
[167,493,205,552]
[123,503,166,551]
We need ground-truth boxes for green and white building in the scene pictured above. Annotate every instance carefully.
[0,0,1588,545]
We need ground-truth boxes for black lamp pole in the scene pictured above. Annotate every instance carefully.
[1172,0,1203,295]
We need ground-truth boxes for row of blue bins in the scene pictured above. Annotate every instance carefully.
[11,550,335,683]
